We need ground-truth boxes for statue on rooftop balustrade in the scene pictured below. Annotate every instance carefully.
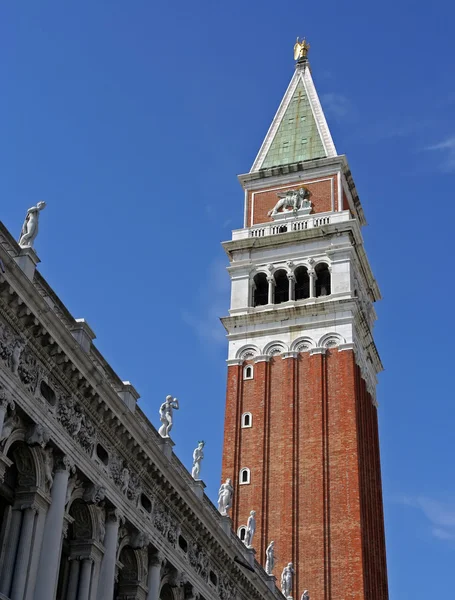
[244,510,256,548]
[217,478,234,516]
[158,395,179,438]
[265,540,275,575]
[18,201,46,248]
[192,441,205,480]
[281,562,295,599]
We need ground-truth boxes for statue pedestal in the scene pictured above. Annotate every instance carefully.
[271,205,312,222]
[189,479,206,500]
[14,247,40,281]
[244,546,256,568]
[265,575,277,593]
[0,451,13,482]
[219,515,232,536]
[156,437,174,460]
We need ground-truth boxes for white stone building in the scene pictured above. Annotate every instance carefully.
[0,221,279,600]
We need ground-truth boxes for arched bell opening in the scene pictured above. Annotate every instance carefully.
[274,269,289,304]
[295,266,310,300]
[315,263,331,297]
[253,273,268,307]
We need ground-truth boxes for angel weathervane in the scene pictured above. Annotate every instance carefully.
[294,37,310,61]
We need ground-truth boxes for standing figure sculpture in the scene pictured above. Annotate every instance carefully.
[158,395,179,438]
[281,563,295,599]
[244,510,256,548]
[301,591,310,600]
[265,540,275,575]
[217,478,234,516]
[191,441,205,480]
[18,201,46,248]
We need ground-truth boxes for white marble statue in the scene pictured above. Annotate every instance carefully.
[18,201,46,248]
[191,441,205,480]
[217,478,234,516]
[158,395,179,438]
[301,590,310,600]
[281,562,295,599]
[244,510,256,548]
[265,540,275,575]
[268,187,310,217]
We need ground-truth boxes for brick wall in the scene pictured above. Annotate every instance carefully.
[222,349,388,600]
[246,175,338,227]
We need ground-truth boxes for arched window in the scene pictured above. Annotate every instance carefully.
[238,526,247,542]
[295,266,310,300]
[243,365,253,380]
[274,269,289,304]
[315,263,331,297]
[241,412,252,428]
[239,467,250,485]
[253,273,268,307]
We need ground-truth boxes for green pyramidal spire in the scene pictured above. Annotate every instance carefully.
[261,80,326,168]
[251,53,337,172]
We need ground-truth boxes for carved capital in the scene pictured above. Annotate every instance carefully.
[106,508,124,526]
[54,454,75,474]
[149,550,165,569]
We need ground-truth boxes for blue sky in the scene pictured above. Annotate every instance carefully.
[1,1,454,597]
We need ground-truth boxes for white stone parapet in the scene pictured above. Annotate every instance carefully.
[232,210,350,241]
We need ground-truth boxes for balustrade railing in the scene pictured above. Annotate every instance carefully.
[232,211,350,241]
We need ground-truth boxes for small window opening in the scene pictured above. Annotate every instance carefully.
[40,381,56,406]
[239,468,250,485]
[253,273,268,307]
[209,571,218,587]
[178,535,188,552]
[241,413,252,428]
[315,263,331,297]
[274,269,289,304]
[295,266,310,300]
[278,225,287,233]
[140,493,152,513]
[238,526,247,542]
[96,444,109,465]
[243,365,253,380]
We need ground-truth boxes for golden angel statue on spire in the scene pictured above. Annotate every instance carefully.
[294,37,310,61]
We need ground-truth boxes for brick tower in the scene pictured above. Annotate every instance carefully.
[221,41,388,600]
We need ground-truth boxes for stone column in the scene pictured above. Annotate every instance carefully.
[146,552,164,600]
[267,276,275,305]
[10,506,37,600]
[287,272,295,301]
[96,509,122,600]
[308,269,316,298]
[78,558,93,600]
[0,393,13,439]
[34,455,73,600]
[66,559,81,600]
[0,508,22,596]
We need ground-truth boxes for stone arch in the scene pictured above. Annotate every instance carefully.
[263,341,288,356]
[290,337,316,353]
[159,580,181,600]
[236,345,260,360]
[318,333,345,349]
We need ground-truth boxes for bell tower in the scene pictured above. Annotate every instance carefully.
[221,42,388,600]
